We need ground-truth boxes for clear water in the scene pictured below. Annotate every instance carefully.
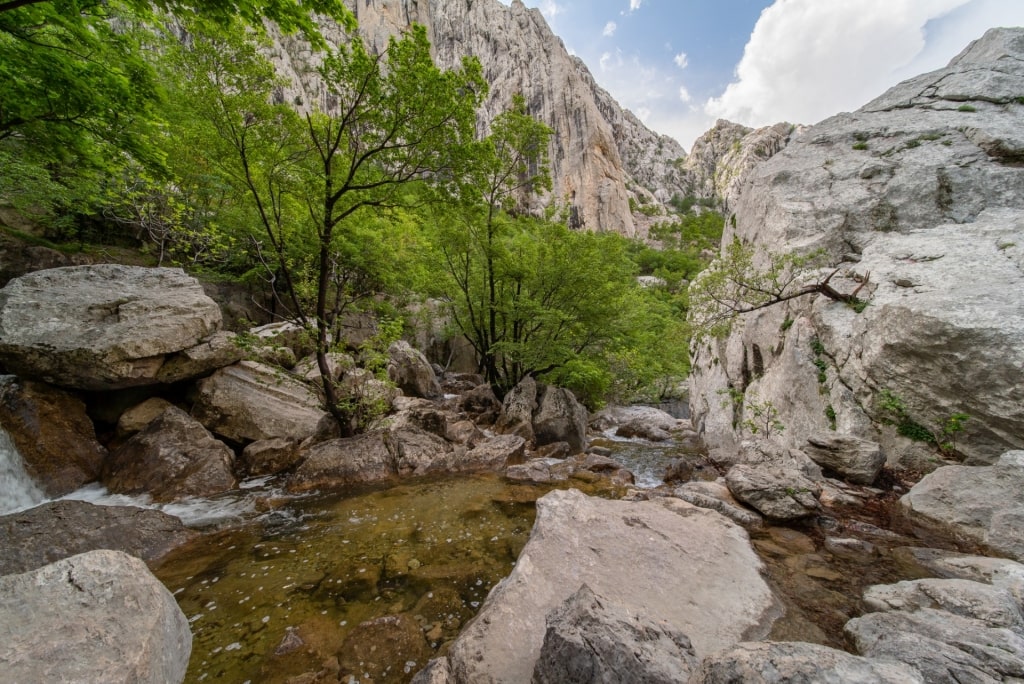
[151,474,569,683]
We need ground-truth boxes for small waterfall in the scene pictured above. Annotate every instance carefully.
[0,427,46,515]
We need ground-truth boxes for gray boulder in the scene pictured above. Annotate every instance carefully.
[116,397,174,437]
[695,641,923,683]
[863,578,1024,631]
[803,433,885,485]
[532,584,699,684]
[725,463,821,520]
[846,608,1024,682]
[496,375,538,441]
[0,265,224,389]
[589,405,681,433]
[240,437,302,477]
[103,406,236,502]
[387,340,442,398]
[901,451,1024,561]
[155,330,242,384]
[430,489,781,683]
[533,385,588,453]
[897,548,1024,605]
[0,376,106,496]
[191,360,327,444]
[0,549,191,683]
[287,432,395,492]
[673,480,764,529]
[0,499,195,575]
[424,434,526,475]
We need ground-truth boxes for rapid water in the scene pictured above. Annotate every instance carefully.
[0,428,46,515]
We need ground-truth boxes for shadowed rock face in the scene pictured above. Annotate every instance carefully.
[690,28,1024,466]
[266,0,689,236]
[0,499,196,576]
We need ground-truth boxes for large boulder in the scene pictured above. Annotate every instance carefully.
[0,377,106,496]
[532,584,699,684]
[0,549,191,683]
[103,406,237,502]
[0,265,226,390]
[387,340,442,398]
[695,641,923,683]
[725,462,821,521]
[0,499,195,575]
[589,405,681,433]
[900,451,1024,561]
[689,29,1024,467]
[533,385,588,453]
[287,432,395,492]
[495,375,537,441]
[427,489,781,683]
[191,360,327,444]
[803,433,886,485]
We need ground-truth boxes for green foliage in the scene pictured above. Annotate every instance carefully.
[852,141,869,151]
[939,412,970,457]
[957,104,977,112]
[742,396,785,439]
[780,317,794,332]
[825,404,837,430]
[877,389,969,457]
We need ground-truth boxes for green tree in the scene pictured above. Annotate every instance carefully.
[178,22,485,432]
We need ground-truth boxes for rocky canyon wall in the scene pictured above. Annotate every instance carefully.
[689,28,1024,469]
[267,0,690,236]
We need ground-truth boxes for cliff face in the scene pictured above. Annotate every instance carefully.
[268,0,689,236]
[689,28,1024,468]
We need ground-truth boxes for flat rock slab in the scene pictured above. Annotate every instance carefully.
[0,499,196,575]
[696,641,924,683]
[439,489,782,683]
[0,549,192,683]
[0,265,223,390]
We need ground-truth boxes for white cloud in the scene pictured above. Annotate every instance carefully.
[635,107,652,121]
[704,0,976,128]
[679,86,692,103]
[673,52,688,69]
[603,21,617,37]
[629,0,642,12]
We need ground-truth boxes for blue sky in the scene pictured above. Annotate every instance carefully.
[499,0,1024,151]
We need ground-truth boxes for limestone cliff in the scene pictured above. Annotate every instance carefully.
[268,0,689,236]
[690,28,1024,468]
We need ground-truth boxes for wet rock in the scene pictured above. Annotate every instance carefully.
[901,451,1024,561]
[192,360,327,444]
[663,458,694,484]
[496,376,537,441]
[803,433,885,485]
[116,397,174,437]
[535,441,571,459]
[103,406,236,502]
[463,434,526,470]
[824,537,877,559]
[274,626,305,656]
[390,426,454,474]
[533,385,588,453]
[0,550,191,683]
[288,432,395,492]
[0,377,106,496]
[445,419,485,447]
[846,607,1024,682]
[411,658,454,684]
[388,340,442,398]
[725,463,821,520]
[532,584,699,684]
[695,641,923,683]
[434,489,781,682]
[0,265,224,390]
[241,437,302,477]
[0,499,195,575]
[337,614,430,684]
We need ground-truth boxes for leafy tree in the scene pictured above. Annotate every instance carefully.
[688,238,869,336]
[177,21,485,432]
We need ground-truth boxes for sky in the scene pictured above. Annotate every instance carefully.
[497,0,1024,151]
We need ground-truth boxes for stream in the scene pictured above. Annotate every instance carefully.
[2,426,977,683]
